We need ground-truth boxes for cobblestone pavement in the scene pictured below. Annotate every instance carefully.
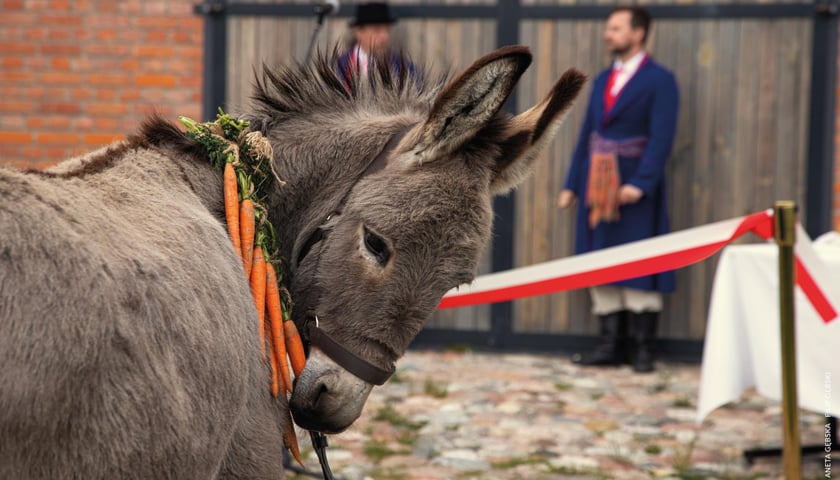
[287,350,831,480]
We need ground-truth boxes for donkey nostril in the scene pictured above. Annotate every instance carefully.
[312,382,328,409]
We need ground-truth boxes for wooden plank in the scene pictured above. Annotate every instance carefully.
[548,20,578,333]
[773,19,799,214]
[733,20,760,218]
[753,21,779,211]
[514,20,537,332]
[796,19,813,215]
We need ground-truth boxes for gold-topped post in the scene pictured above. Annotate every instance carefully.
[774,200,801,478]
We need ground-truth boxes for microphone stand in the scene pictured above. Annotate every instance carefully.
[304,6,330,64]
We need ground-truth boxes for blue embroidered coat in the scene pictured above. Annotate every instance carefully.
[563,58,679,293]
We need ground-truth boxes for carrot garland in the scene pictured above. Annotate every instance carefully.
[223,162,243,265]
[180,109,306,469]
[240,198,256,279]
[266,262,292,396]
[284,313,307,380]
[282,404,304,467]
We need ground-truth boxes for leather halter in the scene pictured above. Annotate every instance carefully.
[309,320,395,385]
[297,123,413,384]
[295,124,413,480]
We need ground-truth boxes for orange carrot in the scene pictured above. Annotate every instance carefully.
[268,336,279,397]
[284,319,306,379]
[223,163,243,264]
[266,263,292,395]
[240,199,255,279]
[250,246,267,359]
[282,406,304,467]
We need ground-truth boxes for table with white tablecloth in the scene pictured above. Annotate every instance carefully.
[697,236,840,423]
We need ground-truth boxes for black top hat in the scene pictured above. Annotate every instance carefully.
[350,2,397,27]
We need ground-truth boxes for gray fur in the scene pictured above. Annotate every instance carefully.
[0,46,584,478]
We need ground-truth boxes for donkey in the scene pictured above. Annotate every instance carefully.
[0,46,584,478]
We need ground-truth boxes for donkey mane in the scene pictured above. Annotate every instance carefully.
[248,47,448,130]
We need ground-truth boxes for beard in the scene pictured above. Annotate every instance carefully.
[608,40,633,57]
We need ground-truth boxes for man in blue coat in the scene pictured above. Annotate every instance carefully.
[558,6,679,373]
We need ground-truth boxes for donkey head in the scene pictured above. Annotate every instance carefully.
[257,46,585,433]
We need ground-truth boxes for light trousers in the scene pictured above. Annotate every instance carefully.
[589,285,662,315]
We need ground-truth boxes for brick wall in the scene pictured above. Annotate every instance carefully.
[0,0,202,169]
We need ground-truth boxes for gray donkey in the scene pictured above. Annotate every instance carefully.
[0,46,585,478]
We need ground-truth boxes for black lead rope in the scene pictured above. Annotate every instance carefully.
[311,431,335,480]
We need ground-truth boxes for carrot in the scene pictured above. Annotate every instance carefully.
[284,318,306,379]
[266,263,292,395]
[268,336,279,397]
[250,246,267,360]
[282,406,304,467]
[240,199,256,279]
[223,163,243,265]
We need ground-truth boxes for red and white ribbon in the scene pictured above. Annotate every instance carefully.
[439,210,838,323]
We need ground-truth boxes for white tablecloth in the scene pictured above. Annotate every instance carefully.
[697,236,840,422]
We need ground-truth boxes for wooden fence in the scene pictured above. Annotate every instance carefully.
[205,0,832,352]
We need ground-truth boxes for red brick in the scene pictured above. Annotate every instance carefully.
[94,118,118,130]
[84,133,125,145]
[41,15,82,26]
[0,116,25,129]
[24,28,48,42]
[1,12,37,25]
[120,59,140,71]
[96,89,116,101]
[135,74,177,87]
[87,45,131,56]
[41,44,81,56]
[41,72,82,84]
[0,42,36,54]
[0,131,32,143]
[2,57,23,69]
[49,0,72,11]
[171,31,195,44]
[40,103,81,114]
[2,1,25,10]
[97,29,119,41]
[135,45,175,58]
[37,132,80,145]
[23,87,46,98]
[71,88,91,100]
[120,90,141,102]
[27,116,71,129]
[25,57,48,69]
[71,116,94,130]
[50,57,71,70]
[145,31,168,42]
[87,73,130,86]
[136,16,182,29]
[87,103,127,115]
[0,101,36,113]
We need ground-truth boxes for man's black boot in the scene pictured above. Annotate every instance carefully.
[572,311,627,366]
[629,311,658,373]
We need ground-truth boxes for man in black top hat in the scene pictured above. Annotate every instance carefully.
[337,2,414,83]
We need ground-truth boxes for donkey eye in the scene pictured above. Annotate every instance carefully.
[363,227,390,265]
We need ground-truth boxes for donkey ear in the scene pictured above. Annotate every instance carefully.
[402,46,532,164]
[490,68,587,195]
